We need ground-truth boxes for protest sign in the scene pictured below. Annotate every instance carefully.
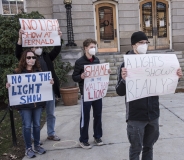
[7,72,53,106]
[84,63,110,102]
[19,19,60,47]
[124,54,180,102]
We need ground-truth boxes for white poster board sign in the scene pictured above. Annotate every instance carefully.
[19,19,61,47]
[7,72,53,106]
[84,63,110,102]
[124,54,180,102]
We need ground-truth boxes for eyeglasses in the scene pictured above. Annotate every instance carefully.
[26,56,36,60]
[137,41,150,45]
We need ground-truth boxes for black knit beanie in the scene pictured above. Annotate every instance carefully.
[131,31,149,45]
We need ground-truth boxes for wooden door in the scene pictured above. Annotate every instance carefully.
[140,0,169,50]
[96,3,118,52]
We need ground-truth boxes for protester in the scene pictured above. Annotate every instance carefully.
[15,28,62,141]
[72,38,111,149]
[6,49,54,158]
[116,31,183,160]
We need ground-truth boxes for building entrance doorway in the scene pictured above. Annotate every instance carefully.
[95,3,118,52]
[140,0,169,50]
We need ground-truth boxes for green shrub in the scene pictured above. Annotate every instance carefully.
[0,11,72,106]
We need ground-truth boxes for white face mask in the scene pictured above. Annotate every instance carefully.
[136,44,148,54]
[34,48,43,56]
[88,48,96,56]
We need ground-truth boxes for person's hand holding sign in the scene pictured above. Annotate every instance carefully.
[18,29,24,45]
[108,69,112,74]
[177,68,183,78]
[81,72,86,79]
[121,68,127,80]
[58,28,62,38]
[6,83,10,89]
[50,78,54,85]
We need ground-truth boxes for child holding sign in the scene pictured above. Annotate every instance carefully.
[6,49,54,159]
[116,31,183,160]
[72,39,111,149]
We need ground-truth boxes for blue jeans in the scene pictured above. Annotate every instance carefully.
[46,93,56,136]
[127,118,159,160]
[19,108,42,149]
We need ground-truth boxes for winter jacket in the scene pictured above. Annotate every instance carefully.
[12,69,46,110]
[72,54,100,95]
[15,43,61,98]
[115,50,160,121]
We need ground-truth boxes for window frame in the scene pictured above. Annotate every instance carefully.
[1,0,24,15]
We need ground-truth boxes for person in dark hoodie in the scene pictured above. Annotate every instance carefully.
[72,38,111,149]
[15,29,62,141]
[6,49,54,158]
[116,31,183,160]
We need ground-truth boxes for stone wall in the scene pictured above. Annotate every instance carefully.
[53,0,96,47]
[25,0,184,52]
[171,1,184,51]
[25,0,52,19]
[118,0,138,52]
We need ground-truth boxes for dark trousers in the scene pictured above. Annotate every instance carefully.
[127,118,159,160]
[79,97,102,143]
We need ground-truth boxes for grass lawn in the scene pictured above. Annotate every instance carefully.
[0,107,46,160]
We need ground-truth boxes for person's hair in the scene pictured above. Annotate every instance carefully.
[83,38,97,49]
[14,49,41,73]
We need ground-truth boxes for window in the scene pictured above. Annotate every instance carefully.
[2,0,24,15]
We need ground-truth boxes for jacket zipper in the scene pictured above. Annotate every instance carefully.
[147,97,150,120]
[34,103,36,108]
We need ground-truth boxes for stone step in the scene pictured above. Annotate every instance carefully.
[110,69,117,75]
[176,54,183,59]
[109,80,117,85]
[97,55,115,59]
[178,59,184,63]
[175,87,184,93]
[99,59,106,63]
[110,75,117,80]
[116,58,124,62]
[115,62,122,67]
[107,85,116,91]
[110,66,118,70]
[109,63,115,67]
[113,54,124,58]
[106,91,118,97]
[179,62,184,67]
[165,51,183,55]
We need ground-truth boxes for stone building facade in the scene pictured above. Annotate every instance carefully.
[23,0,184,52]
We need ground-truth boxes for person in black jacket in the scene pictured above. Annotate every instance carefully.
[72,39,111,149]
[6,49,54,158]
[116,31,183,160]
[15,29,62,141]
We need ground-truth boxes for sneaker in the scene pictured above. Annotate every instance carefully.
[31,138,43,145]
[25,148,36,159]
[47,135,60,141]
[79,141,92,149]
[39,141,43,145]
[94,138,104,146]
[34,145,46,155]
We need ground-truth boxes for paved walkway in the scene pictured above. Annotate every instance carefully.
[23,93,184,160]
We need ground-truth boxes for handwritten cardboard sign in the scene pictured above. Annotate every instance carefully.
[19,19,61,47]
[84,63,110,102]
[124,54,180,102]
[7,72,53,106]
